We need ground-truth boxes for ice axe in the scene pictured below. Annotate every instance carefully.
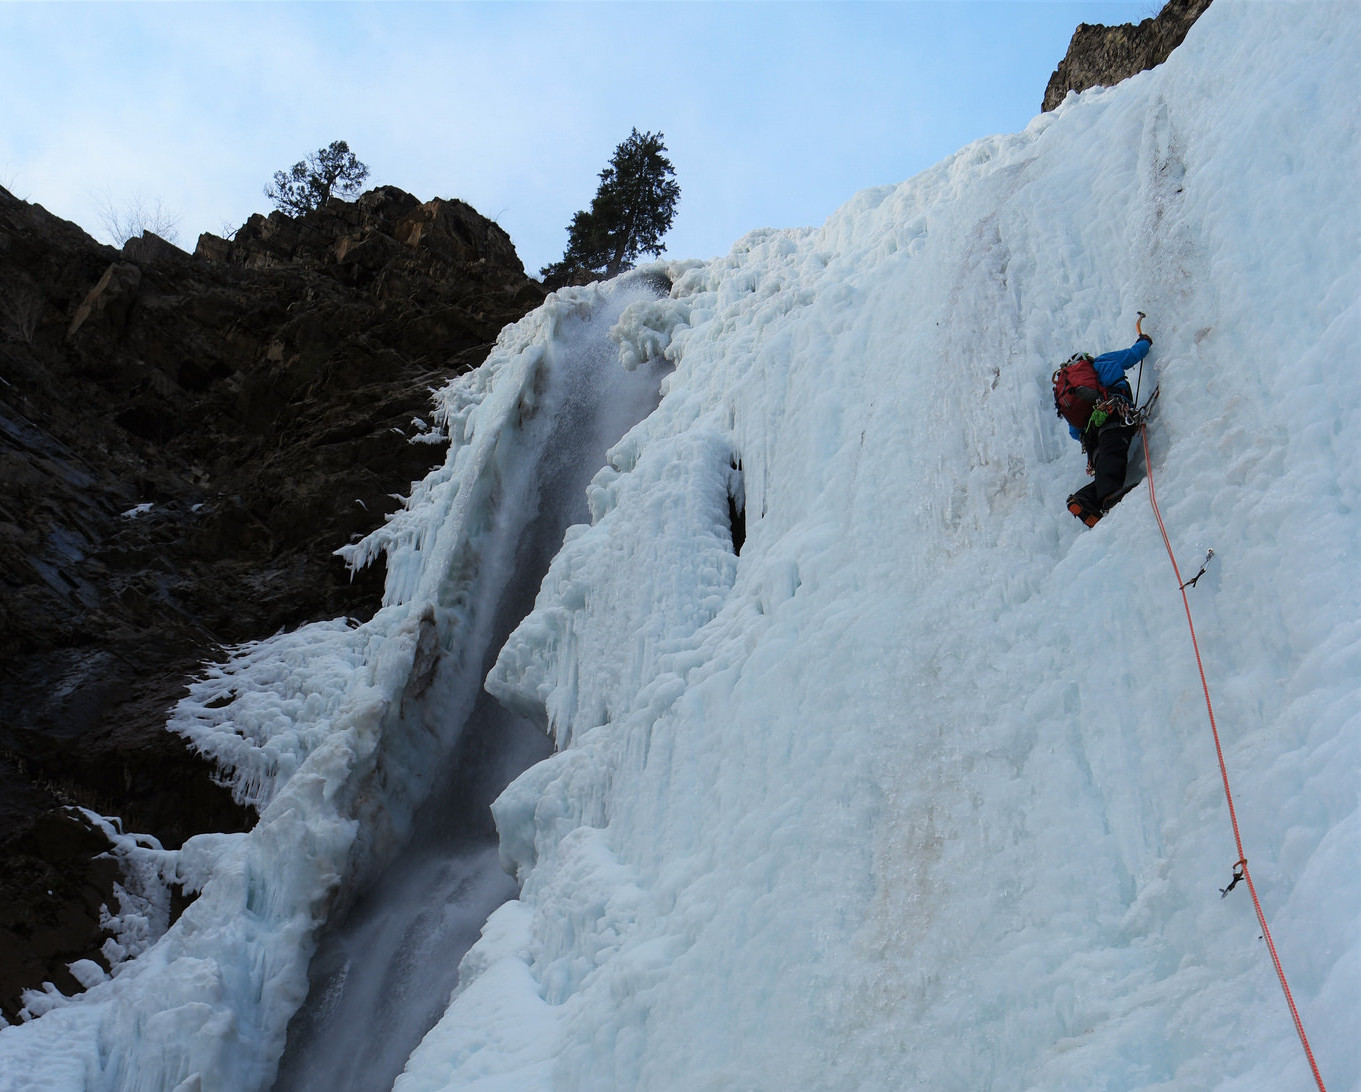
[1133,311,1148,403]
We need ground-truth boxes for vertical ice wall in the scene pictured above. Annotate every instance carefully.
[396,3,1359,1090]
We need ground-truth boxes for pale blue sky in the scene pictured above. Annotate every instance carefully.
[1,1,1153,275]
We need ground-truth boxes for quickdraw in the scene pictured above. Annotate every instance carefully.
[1219,859,1246,898]
[1181,548,1215,591]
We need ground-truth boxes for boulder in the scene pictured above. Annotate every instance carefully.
[0,807,119,1023]
[66,261,142,339]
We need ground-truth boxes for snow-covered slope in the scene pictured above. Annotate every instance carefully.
[1,1,1356,1090]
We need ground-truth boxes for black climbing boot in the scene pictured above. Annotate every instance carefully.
[1066,494,1102,528]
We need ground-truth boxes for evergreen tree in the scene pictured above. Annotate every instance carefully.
[265,140,370,216]
[543,129,680,286]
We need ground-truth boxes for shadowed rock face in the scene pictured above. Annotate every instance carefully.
[1042,0,1213,113]
[0,183,545,1019]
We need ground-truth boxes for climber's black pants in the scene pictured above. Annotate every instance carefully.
[1072,423,1139,513]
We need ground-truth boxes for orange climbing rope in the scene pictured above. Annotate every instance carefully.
[1139,423,1327,1092]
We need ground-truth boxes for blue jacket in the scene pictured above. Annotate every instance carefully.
[1068,336,1152,440]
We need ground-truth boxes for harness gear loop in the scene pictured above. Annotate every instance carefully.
[1090,392,1138,429]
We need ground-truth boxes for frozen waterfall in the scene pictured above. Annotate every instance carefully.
[271,277,671,1092]
[0,2,1355,1090]
[0,277,672,1092]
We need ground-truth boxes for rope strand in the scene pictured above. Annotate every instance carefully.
[1139,423,1326,1092]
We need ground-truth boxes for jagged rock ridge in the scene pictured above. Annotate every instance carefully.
[1042,0,1213,113]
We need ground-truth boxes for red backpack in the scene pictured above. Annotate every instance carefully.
[1052,353,1107,431]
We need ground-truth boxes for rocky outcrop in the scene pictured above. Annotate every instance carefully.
[0,807,120,1012]
[1042,0,1213,113]
[0,183,545,1019]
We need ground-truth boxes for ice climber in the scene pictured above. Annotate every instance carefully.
[1053,316,1153,527]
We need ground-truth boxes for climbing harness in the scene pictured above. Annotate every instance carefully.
[1085,393,1126,431]
[1093,386,1158,429]
[1140,422,1328,1092]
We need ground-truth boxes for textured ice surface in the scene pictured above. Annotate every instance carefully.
[1,2,1356,1090]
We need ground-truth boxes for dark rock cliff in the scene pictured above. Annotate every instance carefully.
[0,184,544,1019]
[1042,0,1213,113]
